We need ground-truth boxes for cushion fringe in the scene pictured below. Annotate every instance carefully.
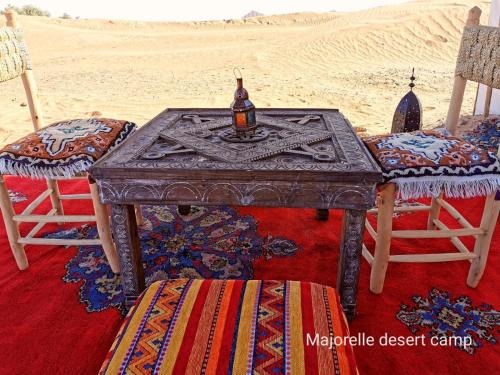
[0,158,92,179]
[392,175,500,200]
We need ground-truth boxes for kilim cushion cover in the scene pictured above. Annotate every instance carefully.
[363,130,500,199]
[0,118,136,179]
[99,279,358,375]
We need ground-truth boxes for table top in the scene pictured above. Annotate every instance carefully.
[91,108,382,184]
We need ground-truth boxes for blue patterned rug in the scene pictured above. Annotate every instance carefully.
[463,116,499,153]
[397,288,500,354]
[46,205,299,313]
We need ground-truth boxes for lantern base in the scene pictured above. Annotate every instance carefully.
[220,126,269,143]
[234,123,258,133]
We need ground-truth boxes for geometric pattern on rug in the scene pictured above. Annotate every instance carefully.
[8,189,27,203]
[390,198,427,218]
[46,205,299,313]
[462,116,499,153]
[396,288,500,354]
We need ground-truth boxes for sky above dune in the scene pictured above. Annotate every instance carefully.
[4,0,412,21]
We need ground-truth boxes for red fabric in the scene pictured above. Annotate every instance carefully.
[216,280,244,375]
[172,280,211,375]
[300,282,320,375]
[0,176,499,374]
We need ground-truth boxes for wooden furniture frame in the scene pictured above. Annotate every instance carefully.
[0,10,120,272]
[363,7,500,293]
[90,108,383,319]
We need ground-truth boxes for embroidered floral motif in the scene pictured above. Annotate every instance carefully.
[397,288,500,354]
[54,205,299,312]
[463,117,499,153]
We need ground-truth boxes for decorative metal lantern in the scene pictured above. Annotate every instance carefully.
[231,69,257,133]
[391,68,422,133]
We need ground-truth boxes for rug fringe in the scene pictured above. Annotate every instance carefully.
[392,175,500,200]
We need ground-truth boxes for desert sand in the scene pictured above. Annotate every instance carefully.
[0,0,491,147]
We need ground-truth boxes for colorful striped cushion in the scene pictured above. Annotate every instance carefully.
[100,279,358,375]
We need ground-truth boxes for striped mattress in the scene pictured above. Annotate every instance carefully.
[100,279,358,375]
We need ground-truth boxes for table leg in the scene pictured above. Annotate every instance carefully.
[316,209,329,221]
[337,209,366,320]
[110,204,145,309]
[178,205,192,216]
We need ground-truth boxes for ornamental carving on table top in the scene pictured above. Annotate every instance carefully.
[143,113,337,164]
[94,109,380,174]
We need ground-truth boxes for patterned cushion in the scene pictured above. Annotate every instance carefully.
[99,279,358,375]
[363,130,500,199]
[0,118,136,178]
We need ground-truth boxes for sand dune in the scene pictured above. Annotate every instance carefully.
[0,0,491,147]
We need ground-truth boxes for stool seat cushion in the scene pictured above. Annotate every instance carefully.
[0,118,136,179]
[99,279,357,375]
[363,130,500,199]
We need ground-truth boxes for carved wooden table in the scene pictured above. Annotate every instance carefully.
[90,108,382,319]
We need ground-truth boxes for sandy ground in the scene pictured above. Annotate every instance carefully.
[0,0,491,147]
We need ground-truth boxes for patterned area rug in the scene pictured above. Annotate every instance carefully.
[8,189,27,203]
[396,288,500,354]
[46,205,299,313]
[3,176,500,374]
[462,116,499,153]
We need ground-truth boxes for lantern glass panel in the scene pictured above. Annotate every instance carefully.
[235,112,247,127]
[247,110,256,125]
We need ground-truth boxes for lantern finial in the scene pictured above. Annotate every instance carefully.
[409,68,416,90]
[391,69,423,133]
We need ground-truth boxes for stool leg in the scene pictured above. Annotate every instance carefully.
[46,179,64,216]
[0,175,28,270]
[89,181,120,273]
[316,209,329,221]
[467,193,499,287]
[427,193,443,229]
[370,183,395,294]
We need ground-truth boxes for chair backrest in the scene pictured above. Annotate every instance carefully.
[0,25,31,82]
[2,10,45,131]
[445,7,499,136]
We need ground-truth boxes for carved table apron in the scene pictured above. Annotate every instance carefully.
[90,108,382,319]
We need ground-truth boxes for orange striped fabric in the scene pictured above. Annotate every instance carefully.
[99,279,358,375]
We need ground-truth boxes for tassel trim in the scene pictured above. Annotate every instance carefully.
[0,158,92,179]
[392,175,500,200]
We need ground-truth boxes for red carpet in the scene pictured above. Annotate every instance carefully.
[0,176,498,374]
